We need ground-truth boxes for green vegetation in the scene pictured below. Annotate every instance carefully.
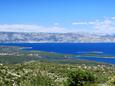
[67,69,96,86]
[107,76,115,86]
[0,61,115,86]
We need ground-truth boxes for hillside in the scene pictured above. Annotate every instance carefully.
[0,61,115,86]
[0,32,115,43]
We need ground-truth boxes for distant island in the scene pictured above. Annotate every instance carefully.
[0,32,115,43]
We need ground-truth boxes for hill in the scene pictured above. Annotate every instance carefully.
[0,32,115,43]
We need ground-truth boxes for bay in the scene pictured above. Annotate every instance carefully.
[0,43,115,64]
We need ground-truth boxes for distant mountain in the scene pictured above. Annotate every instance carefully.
[0,32,115,43]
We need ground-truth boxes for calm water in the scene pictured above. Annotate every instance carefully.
[0,43,115,64]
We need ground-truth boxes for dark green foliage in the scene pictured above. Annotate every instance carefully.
[67,70,96,86]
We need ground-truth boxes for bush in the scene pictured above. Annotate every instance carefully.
[107,76,115,86]
[67,70,96,86]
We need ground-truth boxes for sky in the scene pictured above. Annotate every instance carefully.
[0,0,115,33]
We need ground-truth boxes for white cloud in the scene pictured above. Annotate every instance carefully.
[53,22,59,26]
[0,24,68,33]
[72,22,88,25]
[1,17,115,34]
[92,19,111,29]
[111,17,115,20]
[88,18,115,34]
[72,17,115,34]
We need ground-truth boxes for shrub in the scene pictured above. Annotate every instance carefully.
[67,70,96,86]
[107,75,115,86]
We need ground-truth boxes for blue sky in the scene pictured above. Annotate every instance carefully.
[0,0,115,33]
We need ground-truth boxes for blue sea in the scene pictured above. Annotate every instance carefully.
[0,43,115,64]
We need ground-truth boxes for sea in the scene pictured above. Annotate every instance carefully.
[0,43,115,64]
